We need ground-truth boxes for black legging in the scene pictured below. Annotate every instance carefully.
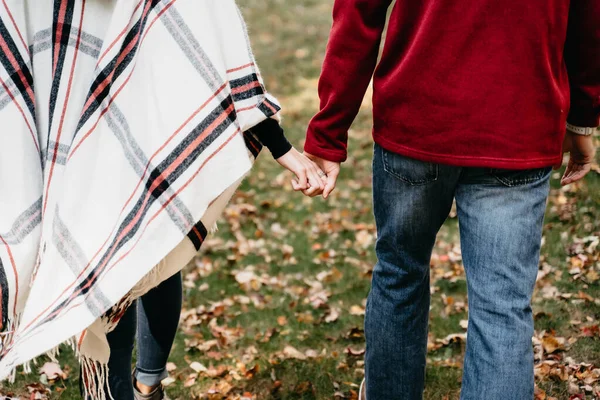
[104,271,182,399]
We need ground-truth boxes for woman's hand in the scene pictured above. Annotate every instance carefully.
[275,148,326,197]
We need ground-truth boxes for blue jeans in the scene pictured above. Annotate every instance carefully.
[365,144,551,400]
[104,271,183,399]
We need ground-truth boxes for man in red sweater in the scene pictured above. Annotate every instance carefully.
[303,1,599,399]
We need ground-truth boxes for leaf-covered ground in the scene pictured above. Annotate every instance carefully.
[2,1,599,399]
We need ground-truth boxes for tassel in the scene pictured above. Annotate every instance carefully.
[80,356,114,400]
[0,312,22,383]
[22,360,31,374]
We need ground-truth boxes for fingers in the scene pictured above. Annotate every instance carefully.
[323,168,339,199]
[281,150,333,197]
[291,179,302,191]
[293,168,309,191]
[302,186,321,197]
[303,165,325,197]
[561,160,591,186]
[289,160,325,197]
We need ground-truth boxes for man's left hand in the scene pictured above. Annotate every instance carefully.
[557,130,596,186]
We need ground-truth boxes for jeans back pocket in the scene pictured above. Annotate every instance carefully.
[381,146,438,186]
[490,167,552,187]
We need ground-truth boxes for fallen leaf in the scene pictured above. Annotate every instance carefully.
[580,325,599,337]
[190,361,207,373]
[316,267,343,283]
[166,362,177,372]
[283,345,307,360]
[345,347,366,357]
[350,305,365,316]
[38,362,67,381]
[355,230,374,249]
[541,334,568,354]
[161,377,176,387]
[183,373,196,388]
[325,307,341,323]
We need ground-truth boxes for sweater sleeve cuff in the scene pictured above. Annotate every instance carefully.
[249,118,292,160]
[303,141,347,163]
[567,109,600,128]
[303,124,348,163]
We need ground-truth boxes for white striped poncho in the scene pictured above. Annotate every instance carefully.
[0,0,280,397]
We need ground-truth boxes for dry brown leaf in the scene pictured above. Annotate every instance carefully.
[207,380,233,396]
[578,291,595,302]
[436,333,467,346]
[345,347,366,357]
[541,334,568,354]
[296,311,315,324]
[190,361,207,373]
[196,339,219,352]
[234,270,262,291]
[325,307,341,323]
[355,230,374,249]
[350,305,365,316]
[39,362,67,381]
[183,373,197,388]
[161,377,176,387]
[316,267,343,283]
[166,362,177,372]
[283,345,307,360]
[534,385,547,400]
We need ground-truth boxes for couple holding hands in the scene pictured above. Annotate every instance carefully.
[0,0,597,399]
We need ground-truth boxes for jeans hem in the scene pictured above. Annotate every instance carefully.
[135,367,168,387]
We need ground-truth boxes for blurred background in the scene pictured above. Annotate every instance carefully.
[2,1,599,399]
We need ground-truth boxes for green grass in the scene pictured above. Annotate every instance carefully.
[2,1,599,399]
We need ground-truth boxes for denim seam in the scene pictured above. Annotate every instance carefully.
[135,367,166,374]
[382,149,439,185]
[490,167,551,187]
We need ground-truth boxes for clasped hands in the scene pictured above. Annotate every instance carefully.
[274,148,340,199]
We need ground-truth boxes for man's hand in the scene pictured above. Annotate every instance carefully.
[304,152,341,199]
[556,130,596,186]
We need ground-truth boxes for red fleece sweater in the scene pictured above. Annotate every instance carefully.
[305,0,600,168]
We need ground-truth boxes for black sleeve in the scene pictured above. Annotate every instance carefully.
[249,118,293,159]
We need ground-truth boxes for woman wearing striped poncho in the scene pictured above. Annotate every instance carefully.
[0,1,325,398]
